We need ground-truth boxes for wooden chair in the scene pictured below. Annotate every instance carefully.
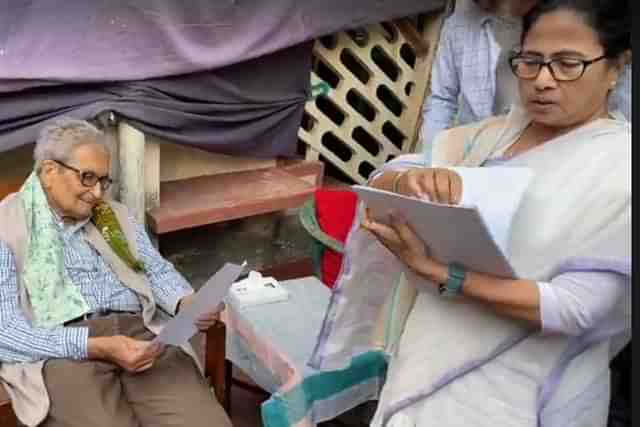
[0,182,229,426]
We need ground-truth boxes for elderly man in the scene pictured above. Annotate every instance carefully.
[0,118,232,427]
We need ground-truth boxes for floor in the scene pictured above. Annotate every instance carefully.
[157,177,375,427]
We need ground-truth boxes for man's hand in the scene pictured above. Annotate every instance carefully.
[88,336,165,373]
[177,295,224,332]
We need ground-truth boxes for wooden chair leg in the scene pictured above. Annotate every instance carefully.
[225,360,233,414]
[205,320,229,411]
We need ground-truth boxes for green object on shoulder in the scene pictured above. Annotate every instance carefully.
[92,201,145,273]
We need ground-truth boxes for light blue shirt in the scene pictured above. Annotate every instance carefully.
[0,213,193,363]
[421,5,632,163]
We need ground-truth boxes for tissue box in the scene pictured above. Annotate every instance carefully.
[228,271,290,308]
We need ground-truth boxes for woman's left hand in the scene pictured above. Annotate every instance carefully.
[361,209,436,274]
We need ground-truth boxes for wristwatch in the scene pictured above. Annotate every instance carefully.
[438,263,466,297]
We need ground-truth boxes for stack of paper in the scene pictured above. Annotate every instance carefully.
[228,271,290,308]
[353,167,534,279]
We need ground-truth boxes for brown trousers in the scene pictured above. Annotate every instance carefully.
[41,313,232,427]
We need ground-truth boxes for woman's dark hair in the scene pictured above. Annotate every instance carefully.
[521,0,631,59]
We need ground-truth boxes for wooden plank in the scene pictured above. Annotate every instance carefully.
[102,119,120,201]
[278,159,325,187]
[259,258,315,282]
[144,141,161,211]
[118,122,146,224]
[149,137,277,183]
[147,167,318,234]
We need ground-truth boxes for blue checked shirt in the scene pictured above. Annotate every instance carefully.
[421,5,632,163]
[0,213,193,363]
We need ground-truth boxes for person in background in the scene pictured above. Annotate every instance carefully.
[419,0,631,163]
[0,118,231,427]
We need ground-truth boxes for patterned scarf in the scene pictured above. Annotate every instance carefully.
[20,172,144,328]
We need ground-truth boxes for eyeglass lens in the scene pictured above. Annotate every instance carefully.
[512,58,586,81]
[80,171,112,191]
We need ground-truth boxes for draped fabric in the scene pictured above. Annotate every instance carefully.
[0,42,313,157]
[0,0,446,156]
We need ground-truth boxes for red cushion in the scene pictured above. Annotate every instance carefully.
[314,189,358,288]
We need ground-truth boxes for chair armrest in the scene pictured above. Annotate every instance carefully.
[205,320,228,411]
[0,398,17,427]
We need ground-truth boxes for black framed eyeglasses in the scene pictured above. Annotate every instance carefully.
[509,54,607,82]
[53,159,113,191]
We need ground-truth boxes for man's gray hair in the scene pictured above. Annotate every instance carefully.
[34,117,108,170]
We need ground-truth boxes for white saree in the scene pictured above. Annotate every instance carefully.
[308,106,631,427]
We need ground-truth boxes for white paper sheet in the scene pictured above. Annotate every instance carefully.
[353,181,525,278]
[154,261,247,346]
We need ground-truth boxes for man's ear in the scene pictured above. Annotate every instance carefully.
[39,160,58,188]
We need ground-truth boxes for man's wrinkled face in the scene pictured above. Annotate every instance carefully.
[41,142,111,221]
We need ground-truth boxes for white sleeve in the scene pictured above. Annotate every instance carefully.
[537,271,627,336]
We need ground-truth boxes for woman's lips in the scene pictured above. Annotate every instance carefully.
[529,99,556,112]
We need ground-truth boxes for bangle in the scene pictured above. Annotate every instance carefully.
[391,171,405,193]
[438,263,466,297]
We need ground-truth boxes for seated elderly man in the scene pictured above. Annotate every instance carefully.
[0,118,232,427]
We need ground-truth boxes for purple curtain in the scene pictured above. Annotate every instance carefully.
[0,0,446,156]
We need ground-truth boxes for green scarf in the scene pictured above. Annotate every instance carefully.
[20,172,144,328]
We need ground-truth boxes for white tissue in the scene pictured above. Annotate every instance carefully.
[228,271,290,308]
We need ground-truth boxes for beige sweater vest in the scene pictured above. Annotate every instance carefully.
[0,193,201,427]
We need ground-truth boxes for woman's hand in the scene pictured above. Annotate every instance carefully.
[361,209,445,282]
[395,168,463,205]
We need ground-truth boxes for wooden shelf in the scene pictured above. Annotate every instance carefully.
[147,161,323,234]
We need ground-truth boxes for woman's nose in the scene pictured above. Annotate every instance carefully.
[534,65,558,90]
